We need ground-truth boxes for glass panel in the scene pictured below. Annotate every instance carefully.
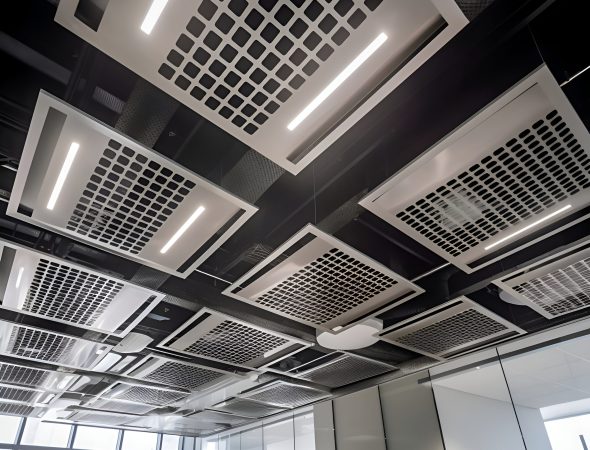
[264,418,294,450]
[74,425,119,450]
[20,418,72,447]
[294,412,315,450]
[122,430,158,450]
[241,427,263,450]
[183,436,196,450]
[0,415,21,444]
[162,434,181,450]
[202,435,218,450]
[430,349,526,450]
[219,433,240,450]
[500,333,590,450]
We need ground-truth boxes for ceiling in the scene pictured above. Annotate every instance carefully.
[0,0,589,437]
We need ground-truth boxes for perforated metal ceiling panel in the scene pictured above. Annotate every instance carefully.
[224,224,423,330]
[379,297,525,359]
[102,382,188,406]
[159,308,309,368]
[296,353,396,388]
[210,397,287,418]
[66,410,139,426]
[8,91,257,277]
[87,398,157,415]
[55,0,466,174]
[238,380,330,408]
[127,354,236,392]
[495,241,590,319]
[360,66,590,273]
[0,321,112,369]
[0,245,163,335]
[0,383,44,404]
[0,361,78,392]
[0,401,38,417]
[187,409,250,427]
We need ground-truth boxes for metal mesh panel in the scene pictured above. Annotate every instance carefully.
[111,385,187,406]
[455,0,495,21]
[71,412,133,426]
[256,248,397,325]
[298,354,394,388]
[183,320,289,365]
[387,309,509,356]
[7,326,77,364]
[23,259,124,326]
[66,139,196,255]
[212,397,285,418]
[0,401,35,416]
[397,356,440,373]
[241,382,329,408]
[513,256,590,317]
[0,363,50,388]
[396,110,590,257]
[141,360,226,391]
[0,385,38,403]
[159,0,384,135]
[189,410,248,425]
[91,399,155,414]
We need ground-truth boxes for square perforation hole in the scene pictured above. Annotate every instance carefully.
[159,0,382,135]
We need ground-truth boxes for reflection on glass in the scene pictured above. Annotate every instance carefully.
[203,435,219,450]
[264,417,294,450]
[430,349,526,450]
[294,412,315,450]
[0,415,21,444]
[500,333,590,450]
[241,427,263,450]
[161,434,181,450]
[121,430,158,450]
[20,418,71,447]
[74,425,119,450]
[219,433,240,450]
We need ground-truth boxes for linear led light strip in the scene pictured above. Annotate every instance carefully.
[484,204,572,251]
[287,33,388,131]
[160,206,205,254]
[141,0,169,35]
[47,142,79,210]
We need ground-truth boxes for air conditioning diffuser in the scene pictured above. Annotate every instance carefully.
[55,0,466,174]
[295,352,396,388]
[0,401,44,417]
[379,297,525,360]
[0,321,112,369]
[0,245,163,335]
[0,361,78,391]
[127,354,237,391]
[8,91,257,277]
[0,383,45,404]
[360,66,590,273]
[494,241,590,319]
[210,397,287,418]
[224,224,423,330]
[86,398,157,415]
[159,308,309,368]
[66,409,138,426]
[237,380,330,408]
[101,382,188,406]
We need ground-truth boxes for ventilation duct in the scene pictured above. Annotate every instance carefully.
[224,224,423,330]
[159,308,309,368]
[127,354,238,392]
[295,352,396,388]
[237,380,330,408]
[494,241,590,319]
[8,91,257,277]
[0,321,112,369]
[360,66,590,273]
[379,296,525,360]
[0,245,163,335]
[55,0,466,174]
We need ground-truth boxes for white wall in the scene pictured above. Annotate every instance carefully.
[515,405,552,450]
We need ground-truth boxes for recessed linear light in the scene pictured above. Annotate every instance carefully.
[141,0,169,35]
[15,267,24,289]
[47,142,79,210]
[287,32,388,131]
[484,204,572,251]
[160,206,205,254]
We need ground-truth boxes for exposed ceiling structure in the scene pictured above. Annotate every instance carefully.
[0,0,589,437]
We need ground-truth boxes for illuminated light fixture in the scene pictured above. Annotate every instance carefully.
[47,142,79,210]
[484,205,572,251]
[160,206,205,254]
[287,33,388,131]
[140,0,168,35]
[15,267,24,288]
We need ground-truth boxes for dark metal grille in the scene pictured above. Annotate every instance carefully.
[67,139,196,255]
[143,360,226,391]
[242,382,329,408]
[0,363,50,388]
[0,401,35,416]
[396,110,590,257]
[256,248,397,325]
[23,259,124,326]
[7,326,77,364]
[0,385,38,403]
[158,0,384,135]
[112,386,187,406]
